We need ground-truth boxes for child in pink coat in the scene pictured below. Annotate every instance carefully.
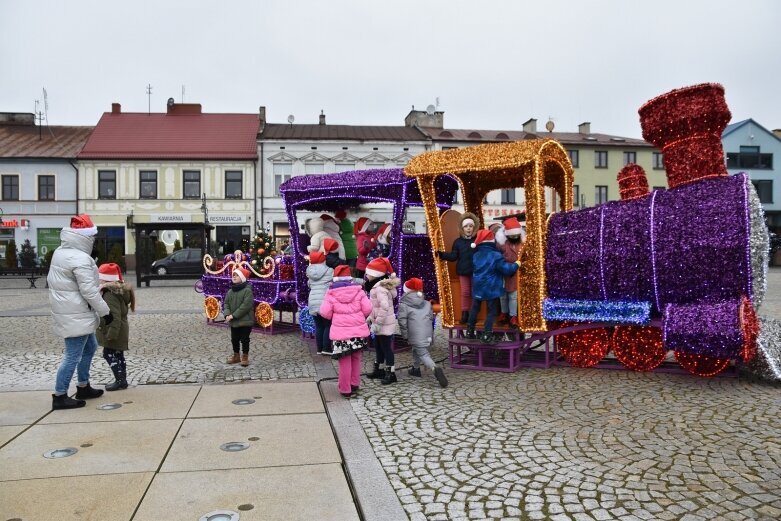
[319,265,373,397]
[365,257,400,385]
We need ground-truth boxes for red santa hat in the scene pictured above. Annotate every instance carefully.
[335,210,347,221]
[320,214,340,234]
[354,217,373,235]
[403,277,423,296]
[70,213,98,236]
[471,229,495,248]
[333,264,352,281]
[365,257,395,279]
[98,262,123,282]
[308,251,326,264]
[503,217,522,237]
[322,238,339,253]
[234,267,251,283]
[376,223,392,244]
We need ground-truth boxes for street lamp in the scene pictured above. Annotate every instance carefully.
[200,193,211,253]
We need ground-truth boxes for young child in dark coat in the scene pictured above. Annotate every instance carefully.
[398,278,448,388]
[96,263,135,391]
[223,267,255,367]
[437,212,478,323]
[467,229,519,344]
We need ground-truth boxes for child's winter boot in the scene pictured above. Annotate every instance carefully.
[226,353,241,364]
[75,383,104,400]
[381,368,398,385]
[367,362,385,379]
[433,366,449,388]
[241,353,249,367]
[105,379,128,391]
[407,366,422,377]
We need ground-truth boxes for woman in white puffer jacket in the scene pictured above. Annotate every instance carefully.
[47,214,112,410]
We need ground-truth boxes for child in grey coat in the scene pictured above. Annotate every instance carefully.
[397,278,448,388]
[306,251,334,354]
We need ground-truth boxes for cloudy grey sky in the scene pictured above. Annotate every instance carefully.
[2,0,779,138]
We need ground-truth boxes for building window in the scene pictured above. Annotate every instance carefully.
[273,163,293,196]
[335,162,355,172]
[568,149,579,168]
[727,146,773,169]
[139,170,157,199]
[304,163,324,175]
[501,188,515,204]
[595,185,608,204]
[573,185,580,207]
[623,151,637,165]
[183,170,201,199]
[38,175,55,201]
[98,170,116,199]
[752,180,773,203]
[653,152,664,169]
[595,151,608,169]
[225,171,243,199]
[1,175,19,200]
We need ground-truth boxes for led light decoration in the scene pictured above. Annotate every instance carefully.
[405,140,574,331]
[255,302,274,328]
[204,296,220,320]
[298,306,315,335]
[740,296,759,363]
[664,299,744,360]
[279,168,457,310]
[557,323,611,368]
[612,326,666,372]
[617,163,650,201]
[744,317,781,381]
[747,185,769,308]
[543,298,651,324]
[204,250,275,279]
[674,351,730,377]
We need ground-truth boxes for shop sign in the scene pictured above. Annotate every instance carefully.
[209,215,248,224]
[0,218,29,228]
[38,228,62,256]
[483,207,526,218]
[150,214,192,223]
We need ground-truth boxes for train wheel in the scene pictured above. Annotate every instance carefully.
[740,297,759,363]
[612,326,666,372]
[204,296,220,320]
[674,351,730,377]
[557,323,611,368]
[255,302,274,328]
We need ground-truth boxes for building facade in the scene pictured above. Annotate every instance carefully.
[78,102,260,269]
[0,112,92,263]
[723,119,781,233]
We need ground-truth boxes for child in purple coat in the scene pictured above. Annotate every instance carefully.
[319,265,373,397]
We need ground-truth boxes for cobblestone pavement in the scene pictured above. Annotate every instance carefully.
[2,272,781,520]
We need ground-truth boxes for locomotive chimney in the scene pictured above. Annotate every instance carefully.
[638,83,731,189]
[617,163,650,201]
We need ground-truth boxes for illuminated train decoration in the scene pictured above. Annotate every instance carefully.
[407,83,768,376]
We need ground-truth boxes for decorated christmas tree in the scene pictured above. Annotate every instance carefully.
[250,229,277,275]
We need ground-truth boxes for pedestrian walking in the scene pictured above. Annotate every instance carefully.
[47,214,112,410]
[398,277,448,387]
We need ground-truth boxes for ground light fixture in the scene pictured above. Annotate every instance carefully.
[231,398,255,405]
[97,403,122,410]
[43,447,77,459]
[219,442,249,452]
[198,511,240,521]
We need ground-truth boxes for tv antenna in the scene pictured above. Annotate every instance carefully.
[287,114,295,125]
[34,100,44,139]
[181,84,185,103]
[42,88,49,123]
[435,97,440,109]
[146,83,153,114]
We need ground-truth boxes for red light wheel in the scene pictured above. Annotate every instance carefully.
[674,351,730,377]
[557,323,611,368]
[255,302,274,328]
[612,326,666,372]
[740,297,759,363]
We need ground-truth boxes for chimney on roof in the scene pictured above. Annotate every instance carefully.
[111,103,121,114]
[774,129,781,139]
[578,122,591,134]
[0,113,35,126]
[404,108,444,129]
[319,110,326,125]
[167,103,202,115]
[522,118,537,134]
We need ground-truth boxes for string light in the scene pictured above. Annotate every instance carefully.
[543,298,650,324]
[557,323,611,368]
[617,163,650,201]
[612,326,666,372]
[255,302,274,328]
[298,306,315,335]
[405,139,574,331]
[674,351,730,377]
[204,296,220,320]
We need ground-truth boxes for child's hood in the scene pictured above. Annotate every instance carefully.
[377,276,401,291]
[329,283,364,304]
[101,281,135,308]
[306,263,333,281]
[401,291,427,309]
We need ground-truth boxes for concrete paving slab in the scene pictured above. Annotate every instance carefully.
[188,381,323,417]
[0,419,181,481]
[135,464,359,521]
[41,385,200,424]
[0,472,154,521]
[0,425,27,447]
[161,414,340,472]
[0,390,54,425]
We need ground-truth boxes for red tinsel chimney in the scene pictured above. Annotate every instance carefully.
[617,163,650,201]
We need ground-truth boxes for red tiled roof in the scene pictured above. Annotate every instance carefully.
[79,112,260,159]
[260,123,429,141]
[418,127,653,147]
[0,125,94,158]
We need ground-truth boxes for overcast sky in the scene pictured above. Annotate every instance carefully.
[2,0,779,139]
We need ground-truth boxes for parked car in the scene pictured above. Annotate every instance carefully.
[151,248,203,275]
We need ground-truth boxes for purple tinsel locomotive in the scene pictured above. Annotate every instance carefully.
[543,84,768,375]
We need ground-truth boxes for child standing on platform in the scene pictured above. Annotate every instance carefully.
[223,267,255,367]
[436,212,478,324]
[96,263,135,391]
[354,217,374,278]
[365,257,400,385]
[306,251,334,355]
[398,277,448,388]
[319,265,372,397]
[500,217,524,328]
